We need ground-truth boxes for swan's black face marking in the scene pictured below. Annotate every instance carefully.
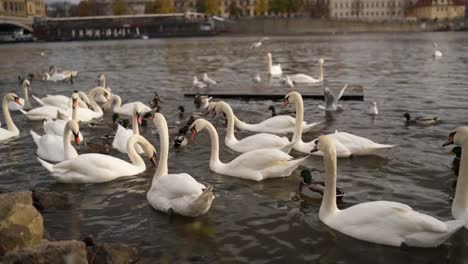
[281,96,289,109]
[13,96,21,105]
[73,132,81,145]
[443,131,456,147]
[178,105,185,112]
[150,152,157,167]
[72,98,77,109]
[311,140,319,153]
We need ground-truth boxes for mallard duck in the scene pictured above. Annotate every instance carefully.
[176,105,185,125]
[299,169,344,199]
[403,113,440,126]
[148,92,162,109]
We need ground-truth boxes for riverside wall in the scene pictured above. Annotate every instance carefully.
[224,17,464,35]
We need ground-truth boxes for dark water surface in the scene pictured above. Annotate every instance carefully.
[1,33,468,263]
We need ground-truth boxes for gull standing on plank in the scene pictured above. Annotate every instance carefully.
[318,84,348,112]
[193,76,206,89]
[202,73,217,85]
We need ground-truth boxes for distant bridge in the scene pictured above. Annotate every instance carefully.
[0,16,33,32]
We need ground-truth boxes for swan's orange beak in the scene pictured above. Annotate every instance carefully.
[281,97,289,109]
[72,98,77,109]
[150,152,157,167]
[137,113,142,126]
[74,132,80,145]
[191,127,197,141]
[104,92,110,101]
[443,132,455,147]
[14,97,21,106]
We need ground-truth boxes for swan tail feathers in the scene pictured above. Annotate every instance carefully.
[373,143,396,149]
[32,95,45,106]
[17,108,27,115]
[30,130,41,146]
[37,157,54,172]
[191,185,214,215]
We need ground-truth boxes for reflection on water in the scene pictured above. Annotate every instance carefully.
[1,33,468,262]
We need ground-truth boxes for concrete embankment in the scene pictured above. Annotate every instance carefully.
[223,17,465,35]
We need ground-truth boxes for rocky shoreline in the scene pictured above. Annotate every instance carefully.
[0,191,138,264]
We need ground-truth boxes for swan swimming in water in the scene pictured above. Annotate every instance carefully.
[312,134,467,247]
[318,84,348,111]
[289,58,324,84]
[267,53,282,77]
[0,93,22,142]
[433,42,442,58]
[8,79,32,111]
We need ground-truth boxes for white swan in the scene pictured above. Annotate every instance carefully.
[226,101,319,134]
[102,94,152,117]
[42,92,84,141]
[282,91,394,157]
[112,104,144,154]
[9,80,32,111]
[289,58,324,84]
[285,76,294,88]
[443,127,468,228]
[318,84,348,111]
[267,53,282,77]
[37,134,156,183]
[211,101,295,153]
[202,73,217,85]
[193,76,206,89]
[313,135,466,247]
[31,120,81,162]
[147,113,214,217]
[0,93,21,142]
[433,42,442,58]
[59,87,109,122]
[43,66,77,81]
[24,87,107,122]
[32,91,89,110]
[189,118,308,181]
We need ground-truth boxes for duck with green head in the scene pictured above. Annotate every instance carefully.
[299,169,345,199]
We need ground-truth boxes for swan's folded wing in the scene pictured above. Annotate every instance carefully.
[229,149,293,171]
[258,116,296,130]
[154,173,205,199]
[237,133,289,149]
[338,201,447,234]
[52,154,135,175]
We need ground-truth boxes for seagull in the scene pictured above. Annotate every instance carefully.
[318,84,348,112]
[202,73,217,85]
[193,76,206,89]
[367,102,378,115]
[253,74,261,84]
[40,52,46,56]
[251,37,269,49]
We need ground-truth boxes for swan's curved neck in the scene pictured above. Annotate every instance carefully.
[205,122,221,167]
[291,96,304,143]
[127,136,146,170]
[319,63,324,82]
[221,105,237,143]
[22,84,31,109]
[453,142,468,217]
[100,76,106,88]
[132,112,139,135]
[320,147,339,218]
[112,95,122,111]
[267,55,272,72]
[153,116,169,179]
[88,89,103,115]
[71,105,77,121]
[2,97,18,133]
[233,114,252,131]
[63,124,74,160]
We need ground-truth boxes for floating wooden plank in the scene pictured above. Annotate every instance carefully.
[184,84,364,101]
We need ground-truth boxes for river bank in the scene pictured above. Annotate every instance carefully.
[221,17,468,36]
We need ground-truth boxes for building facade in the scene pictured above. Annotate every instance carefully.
[328,0,408,20]
[411,0,465,20]
[0,0,45,17]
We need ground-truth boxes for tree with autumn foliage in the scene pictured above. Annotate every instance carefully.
[112,0,129,15]
[145,0,174,14]
[269,0,304,16]
[196,0,220,15]
[255,0,269,16]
